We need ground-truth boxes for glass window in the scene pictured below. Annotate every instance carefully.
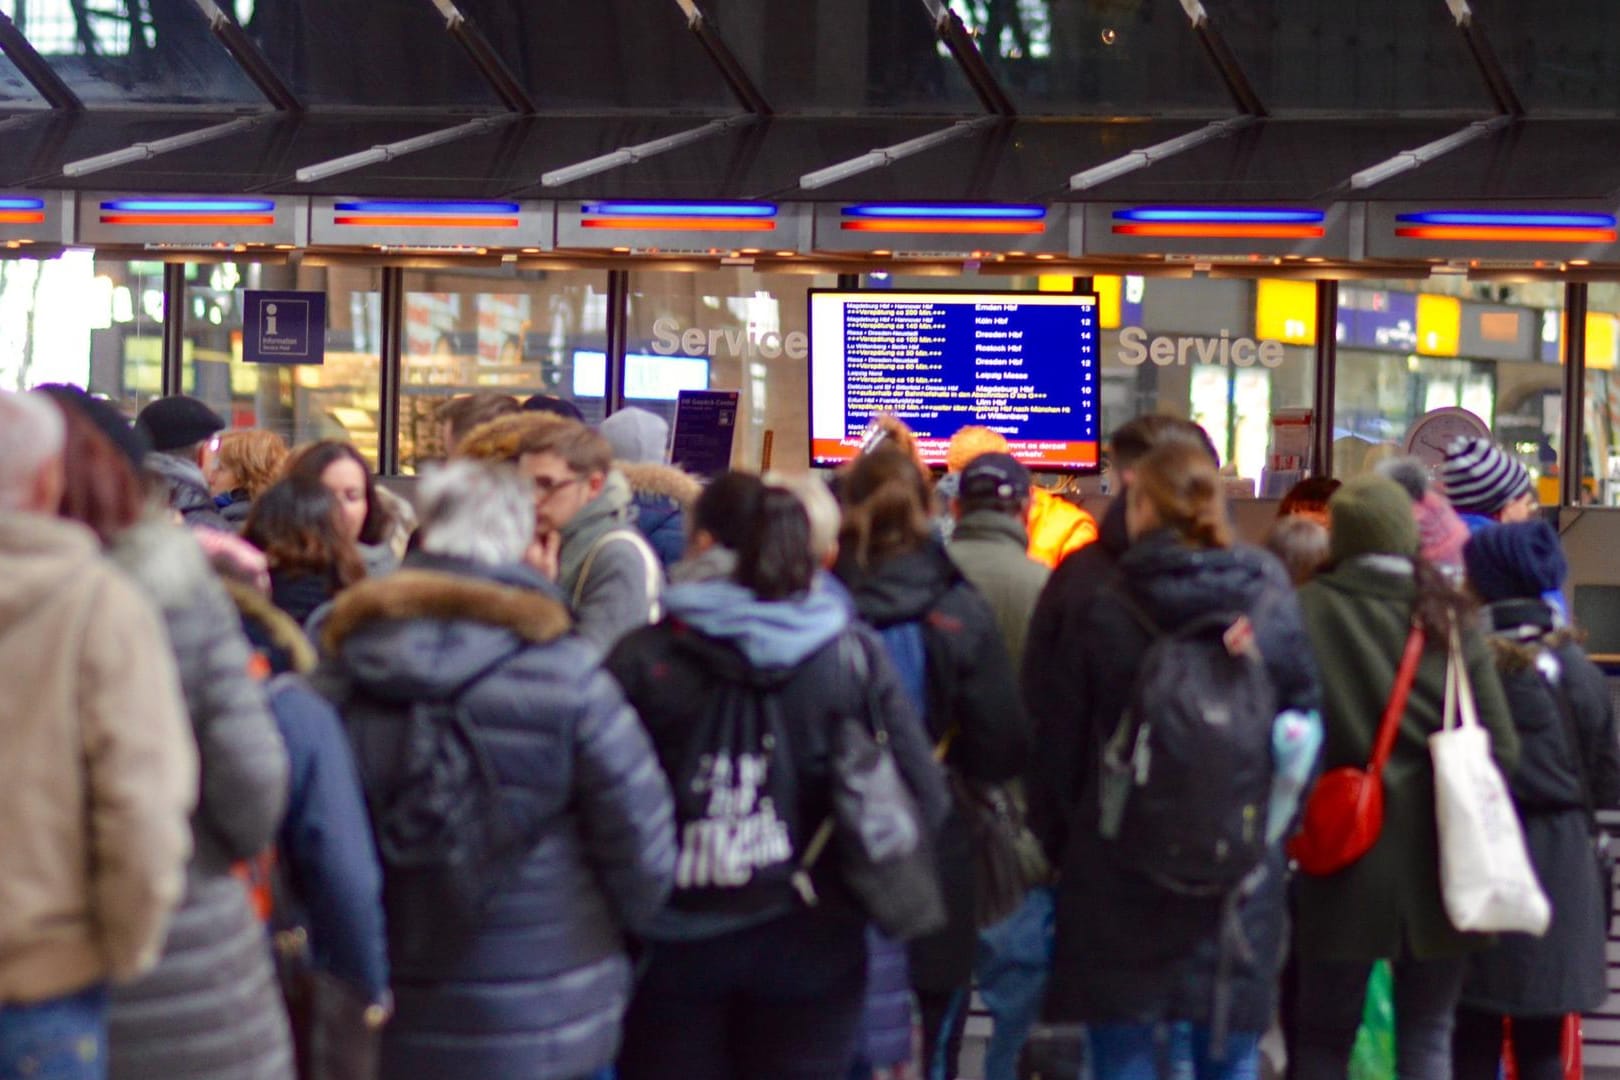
[240,0,496,108]
[0,0,263,105]
[706,0,980,114]
[456,0,734,111]
[943,0,1231,115]
[627,269,833,472]
[184,264,385,467]
[0,251,165,414]
[398,268,609,472]
[1219,0,1484,114]
[1332,278,1570,508]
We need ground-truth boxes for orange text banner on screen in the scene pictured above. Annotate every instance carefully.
[1255,279,1317,346]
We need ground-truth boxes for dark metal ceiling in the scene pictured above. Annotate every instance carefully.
[1,1,1617,204]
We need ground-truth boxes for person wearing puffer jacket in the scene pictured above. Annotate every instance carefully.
[601,406,703,569]
[50,394,294,1080]
[317,461,676,1080]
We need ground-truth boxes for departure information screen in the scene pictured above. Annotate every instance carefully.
[808,290,1099,471]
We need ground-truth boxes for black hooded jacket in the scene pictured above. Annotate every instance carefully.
[836,540,1031,990]
[1033,531,1320,1031]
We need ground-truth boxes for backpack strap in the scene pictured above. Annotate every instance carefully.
[573,527,663,623]
[792,632,880,906]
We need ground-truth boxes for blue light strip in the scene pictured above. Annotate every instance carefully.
[581,202,777,218]
[0,197,45,210]
[1396,211,1617,229]
[102,198,275,213]
[841,204,1046,220]
[335,200,521,214]
[1113,207,1325,224]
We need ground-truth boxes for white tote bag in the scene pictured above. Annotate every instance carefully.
[1431,619,1551,936]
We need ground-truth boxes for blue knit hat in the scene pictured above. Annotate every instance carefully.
[1463,521,1568,603]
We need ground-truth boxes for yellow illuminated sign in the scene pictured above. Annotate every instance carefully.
[1416,294,1461,356]
[1254,279,1316,346]
[1586,312,1617,371]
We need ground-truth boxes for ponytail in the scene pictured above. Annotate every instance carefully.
[1133,441,1232,550]
[735,487,815,600]
[837,447,932,569]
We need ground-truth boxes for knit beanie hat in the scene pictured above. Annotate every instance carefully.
[136,395,224,453]
[945,425,1010,473]
[1414,489,1470,571]
[1441,436,1532,516]
[1463,521,1568,604]
[37,385,150,469]
[1328,475,1419,564]
[600,406,669,464]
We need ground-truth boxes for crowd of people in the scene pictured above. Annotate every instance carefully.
[0,384,1615,1080]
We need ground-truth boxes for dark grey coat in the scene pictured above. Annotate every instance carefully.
[319,557,676,1080]
[1463,600,1620,1017]
[106,521,293,1080]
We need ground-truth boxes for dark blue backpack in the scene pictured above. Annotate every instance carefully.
[878,620,930,724]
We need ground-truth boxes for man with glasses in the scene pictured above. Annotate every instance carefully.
[517,420,664,653]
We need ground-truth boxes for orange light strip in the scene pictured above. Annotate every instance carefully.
[334,215,521,228]
[581,217,777,231]
[1112,223,1325,239]
[1395,225,1618,243]
[840,219,1046,235]
[0,211,45,224]
[99,214,276,227]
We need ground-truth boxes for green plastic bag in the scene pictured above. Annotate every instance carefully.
[1349,961,1396,1080]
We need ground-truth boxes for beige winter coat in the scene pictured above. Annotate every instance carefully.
[0,513,197,1003]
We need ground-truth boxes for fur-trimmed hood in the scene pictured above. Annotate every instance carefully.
[618,461,701,507]
[222,577,317,674]
[323,567,572,703]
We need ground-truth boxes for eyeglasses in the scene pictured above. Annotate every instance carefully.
[532,474,583,499]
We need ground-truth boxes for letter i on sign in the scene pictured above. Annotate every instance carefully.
[264,303,278,337]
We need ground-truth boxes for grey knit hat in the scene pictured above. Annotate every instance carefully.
[1440,436,1531,516]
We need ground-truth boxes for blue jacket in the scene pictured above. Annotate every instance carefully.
[268,676,390,998]
[319,556,676,1080]
[620,462,701,570]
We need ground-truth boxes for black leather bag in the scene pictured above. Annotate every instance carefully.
[950,774,1048,929]
[274,926,387,1080]
[791,634,947,941]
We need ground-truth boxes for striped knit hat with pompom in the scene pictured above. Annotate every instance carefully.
[1440,436,1531,516]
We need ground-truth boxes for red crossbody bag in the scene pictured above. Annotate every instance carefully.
[1289,624,1425,876]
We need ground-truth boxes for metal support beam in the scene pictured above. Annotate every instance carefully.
[673,0,770,115]
[1179,0,1266,116]
[161,263,187,397]
[63,116,265,178]
[0,12,81,110]
[1070,116,1253,191]
[921,0,1016,117]
[801,116,996,190]
[427,0,537,113]
[1312,280,1338,478]
[1445,0,1524,117]
[378,267,404,476]
[1347,115,1509,190]
[296,115,513,184]
[604,270,630,416]
[1561,282,1588,507]
[189,0,300,111]
[541,115,755,188]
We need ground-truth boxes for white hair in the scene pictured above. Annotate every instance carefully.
[416,460,535,566]
[0,391,65,511]
[766,470,840,563]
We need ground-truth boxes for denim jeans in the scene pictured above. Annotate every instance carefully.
[976,886,1056,1080]
[1293,957,1466,1080]
[1089,1021,1261,1080]
[0,985,107,1080]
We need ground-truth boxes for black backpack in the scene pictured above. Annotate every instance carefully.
[346,646,531,959]
[1098,587,1277,895]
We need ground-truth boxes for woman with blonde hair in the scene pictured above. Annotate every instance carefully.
[207,429,289,527]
